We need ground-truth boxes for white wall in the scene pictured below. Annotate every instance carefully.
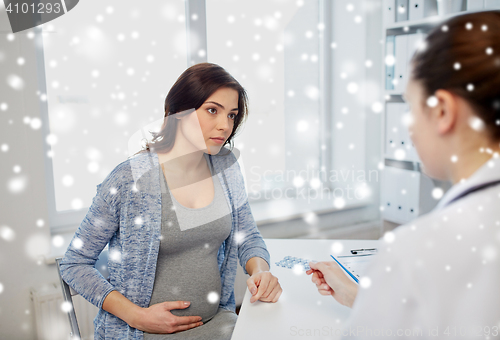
[0,17,59,340]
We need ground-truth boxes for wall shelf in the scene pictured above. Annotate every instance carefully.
[378,3,493,226]
[385,8,486,33]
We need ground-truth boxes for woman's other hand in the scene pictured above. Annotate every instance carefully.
[246,271,283,303]
[131,301,203,334]
[306,261,358,308]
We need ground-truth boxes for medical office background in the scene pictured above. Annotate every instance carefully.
[2,0,497,339]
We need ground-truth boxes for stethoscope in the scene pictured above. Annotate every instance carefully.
[444,179,500,207]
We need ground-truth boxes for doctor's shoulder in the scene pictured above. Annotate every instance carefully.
[385,188,498,260]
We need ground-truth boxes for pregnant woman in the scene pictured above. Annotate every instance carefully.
[60,63,282,339]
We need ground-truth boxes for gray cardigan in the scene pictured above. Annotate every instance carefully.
[59,148,270,339]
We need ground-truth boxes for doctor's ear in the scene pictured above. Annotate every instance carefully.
[432,89,459,136]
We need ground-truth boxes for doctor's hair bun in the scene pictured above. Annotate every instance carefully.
[411,10,500,142]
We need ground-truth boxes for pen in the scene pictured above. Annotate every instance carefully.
[350,248,377,255]
[337,254,374,258]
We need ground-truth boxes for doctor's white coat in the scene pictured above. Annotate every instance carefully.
[343,157,500,339]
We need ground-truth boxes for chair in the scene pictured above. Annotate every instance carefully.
[55,249,110,339]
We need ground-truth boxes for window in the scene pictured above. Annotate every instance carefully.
[39,1,188,232]
[206,0,380,221]
[41,0,381,232]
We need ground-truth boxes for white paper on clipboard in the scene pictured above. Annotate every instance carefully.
[335,254,377,282]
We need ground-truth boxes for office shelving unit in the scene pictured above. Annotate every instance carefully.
[379,1,500,229]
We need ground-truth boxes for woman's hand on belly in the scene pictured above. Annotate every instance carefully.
[131,301,204,334]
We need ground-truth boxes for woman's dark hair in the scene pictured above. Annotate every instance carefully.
[411,11,500,141]
[137,62,248,156]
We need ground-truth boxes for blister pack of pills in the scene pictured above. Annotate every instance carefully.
[274,256,316,271]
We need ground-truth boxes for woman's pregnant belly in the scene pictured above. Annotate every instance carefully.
[148,250,222,323]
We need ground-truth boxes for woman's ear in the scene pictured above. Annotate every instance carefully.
[433,89,458,136]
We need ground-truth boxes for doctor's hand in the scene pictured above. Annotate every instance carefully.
[306,261,358,308]
[131,301,203,334]
[247,271,283,303]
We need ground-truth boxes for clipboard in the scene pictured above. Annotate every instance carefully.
[330,253,376,284]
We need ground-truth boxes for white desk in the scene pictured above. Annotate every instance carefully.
[231,238,379,340]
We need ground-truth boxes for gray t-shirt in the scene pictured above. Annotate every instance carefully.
[146,153,232,326]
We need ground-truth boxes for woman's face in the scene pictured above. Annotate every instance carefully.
[404,75,448,180]
[179,87,239,155]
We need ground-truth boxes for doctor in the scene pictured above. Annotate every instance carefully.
[307,11,500,338]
